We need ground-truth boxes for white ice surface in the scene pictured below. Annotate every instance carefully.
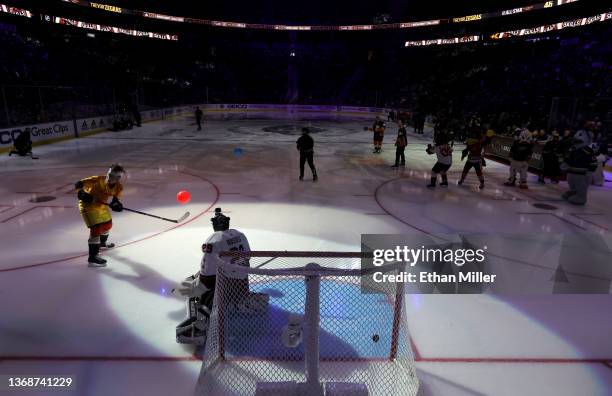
[1,113,611,395]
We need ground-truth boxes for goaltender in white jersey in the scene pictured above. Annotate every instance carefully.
[200,228,250,279]
[175,207,252,345]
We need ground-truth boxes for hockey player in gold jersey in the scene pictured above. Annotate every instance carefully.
[371,116,386,153]
[75,164,125,267]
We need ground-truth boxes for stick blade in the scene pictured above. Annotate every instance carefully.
[176,211,190,223]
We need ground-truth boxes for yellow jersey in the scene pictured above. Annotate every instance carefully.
[78,176,123,227]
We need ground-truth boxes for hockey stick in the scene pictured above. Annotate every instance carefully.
[105,203,190,223]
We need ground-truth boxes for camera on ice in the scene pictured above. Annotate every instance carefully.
[373,271,497,283]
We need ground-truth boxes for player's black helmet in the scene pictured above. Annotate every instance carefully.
[211,207,230,231]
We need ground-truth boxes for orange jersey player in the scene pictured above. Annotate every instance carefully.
[75,164,125,267]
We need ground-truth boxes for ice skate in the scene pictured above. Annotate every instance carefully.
[87,244,107,267]
[561,191,576,200]
[88,256,107,267]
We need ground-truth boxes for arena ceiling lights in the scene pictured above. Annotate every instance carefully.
[0,3,178,40]
[58,0,580,31]
[404,12,612,47]
[0,3,32,17]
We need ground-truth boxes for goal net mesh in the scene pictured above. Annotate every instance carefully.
[196,251,420,396]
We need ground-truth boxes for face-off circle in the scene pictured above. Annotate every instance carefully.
[261,125,326,134]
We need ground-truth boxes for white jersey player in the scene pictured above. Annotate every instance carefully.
[200,229,250,279]
[175,207,251,345]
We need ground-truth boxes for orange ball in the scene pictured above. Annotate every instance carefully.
[177,190,190,204]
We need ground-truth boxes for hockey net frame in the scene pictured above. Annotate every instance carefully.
[196,251,421,396]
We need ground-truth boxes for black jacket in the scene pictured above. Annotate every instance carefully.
[297,134,314,152]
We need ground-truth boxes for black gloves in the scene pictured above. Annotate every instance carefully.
[77,189,94,204]
[109,197,123,212]
[75,181,94,203]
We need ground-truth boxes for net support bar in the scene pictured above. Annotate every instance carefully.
[304,263,323,395]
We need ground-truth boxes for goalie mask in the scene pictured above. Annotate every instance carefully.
[211,207,230,231]
[106,164,125,185]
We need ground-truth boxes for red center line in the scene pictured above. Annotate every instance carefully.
[416,357,612,364]
[0,356,200,362]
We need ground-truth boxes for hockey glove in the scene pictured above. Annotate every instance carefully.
[109,197,123,212]
[77,189,94,204]
[175,277,208,299]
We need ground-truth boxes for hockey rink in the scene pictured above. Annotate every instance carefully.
[1,111,611,395]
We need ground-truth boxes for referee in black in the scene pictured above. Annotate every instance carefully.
[296,127,318,182]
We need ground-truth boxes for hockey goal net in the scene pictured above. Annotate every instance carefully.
[196,251,420,396]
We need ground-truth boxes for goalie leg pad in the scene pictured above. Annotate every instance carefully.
[176,297,211,345]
